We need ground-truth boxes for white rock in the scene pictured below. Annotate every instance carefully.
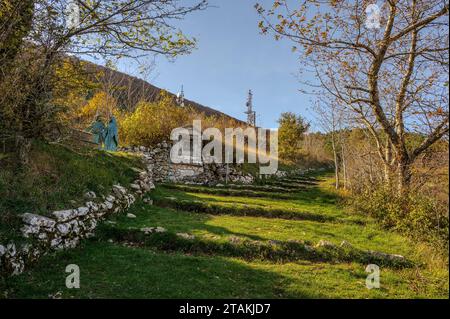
[86,201,99,212]
[143,198,153,205]
[22,213,56,228]
[104,200,114,210]
[315,240,336,248]
[340,240,353,248]
[106,195,116,203]
[87,219,97,230]
[126,213,137,218]
[84,191,96,200]
[52,210,77,222]
[6,243,16,257]
[50,238,63,248]
[38,232,48,240]
[140,227,166,234]
[21,224,40,238]
[130,183,141,191]
[155,227,166,233]
[56,223,70,236]
[176,233,195,240]
[112,185,127,198]
[76,206,90,217]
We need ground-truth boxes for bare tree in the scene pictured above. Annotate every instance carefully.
[257,0,449,195]
[314,100,347,189]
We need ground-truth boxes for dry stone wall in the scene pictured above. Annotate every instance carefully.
[120,141,254,185]
[0,170,155,277]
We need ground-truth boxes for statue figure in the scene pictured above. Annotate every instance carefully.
[104,116,119,151]
[86,115,106,148]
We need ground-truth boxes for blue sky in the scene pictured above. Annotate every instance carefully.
[122,0,316,129]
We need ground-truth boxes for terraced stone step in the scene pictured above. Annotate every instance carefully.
[153,196,337,223]
[97,225,413,269]
[257,180,314,189]
[280,178,319,185]
[287,175,320,181]
[161,184,296,199]
[212,184,300,193]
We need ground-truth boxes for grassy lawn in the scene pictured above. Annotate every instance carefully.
[1,171,448,298]
[103,202,414,257]
[2,241,446,299]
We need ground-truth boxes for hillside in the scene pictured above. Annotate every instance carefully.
[82,60,245,123]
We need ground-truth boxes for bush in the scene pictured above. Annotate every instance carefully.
[119,91,191,147]
[350,187,449,252]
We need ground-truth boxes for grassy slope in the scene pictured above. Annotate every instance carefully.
[2,172,448,298]
[0,141,143,242]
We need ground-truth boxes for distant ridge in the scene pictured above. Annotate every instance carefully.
[81,60,244,124]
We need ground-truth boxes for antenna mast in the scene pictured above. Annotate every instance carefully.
[176,85,185,107]
[245,90,256,126]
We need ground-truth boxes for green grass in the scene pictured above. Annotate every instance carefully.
[151,183,363,224]
[161,184,299,199]
[0,141,143,242]
[99,201,414,257]
[1,170,448,298]
[1,241,445,299]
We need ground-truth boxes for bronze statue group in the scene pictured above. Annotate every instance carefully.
[86,115,119,151]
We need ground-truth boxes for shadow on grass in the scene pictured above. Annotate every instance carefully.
[1,241,314,299]
[115,202,267,242]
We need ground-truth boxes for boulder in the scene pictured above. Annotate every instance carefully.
[315,240,336,248]
[21,224,40,238]
[76,206,90,217]
[84,191,96,200]
[56,223,71,236]
[176,233,195,240]
[112,185,127,198]
[130,183,141,191]
[52,210,78,222]
[22,213,56,228]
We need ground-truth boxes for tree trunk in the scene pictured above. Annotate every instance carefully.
[397,160,412,196]
[331,132,340,189]
[15,135,32,166]
[340,144,347,190]
[384,139,393,188]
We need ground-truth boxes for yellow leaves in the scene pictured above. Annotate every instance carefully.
[119,91,190,147]
[77,91,121,124]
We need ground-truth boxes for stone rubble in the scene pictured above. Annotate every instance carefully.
[141,227,167,235]
[176,233,195,240]
[120,141,255,185]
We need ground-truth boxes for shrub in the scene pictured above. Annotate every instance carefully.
[350,187,449,252]
[119,91,191,147]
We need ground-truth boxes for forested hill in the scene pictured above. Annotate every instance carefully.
[82,60,244,123]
